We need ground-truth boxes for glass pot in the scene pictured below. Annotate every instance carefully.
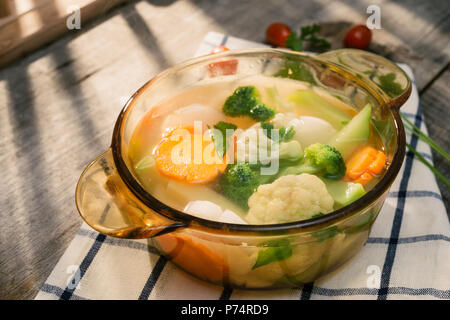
[76,49,411,289]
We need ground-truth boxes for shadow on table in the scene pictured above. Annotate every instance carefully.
[186,0,449,74]
[0,69,63,299]
[146,0,176,6]
[121,3,171,70]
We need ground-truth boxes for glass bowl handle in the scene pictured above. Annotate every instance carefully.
[75,149,186,239]
[317,49,412,109]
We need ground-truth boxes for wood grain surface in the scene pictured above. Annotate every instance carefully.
[0,0,127,68]
[0,0,448,299]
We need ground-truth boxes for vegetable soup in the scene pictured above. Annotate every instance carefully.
[128,75,386,225]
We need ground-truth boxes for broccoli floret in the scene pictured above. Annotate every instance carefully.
[249,104,275,121]
[220,163,272,209]
[279,143,346,179]
[223,86,258,117]
[223,86,275,121]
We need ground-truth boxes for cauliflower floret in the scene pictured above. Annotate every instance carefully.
[235,123,302,163]
[246,174,334,224]
[184,200,248,224]
[271,113,337,148]
[235,123,270,163]
[271,112,299,128]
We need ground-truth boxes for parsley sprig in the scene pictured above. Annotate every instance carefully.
[261,122,296,143]
[364,70,404,98]
[285,24,331,53]
[209,121,237,158]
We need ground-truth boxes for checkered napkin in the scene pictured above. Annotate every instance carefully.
[35,32,450,300]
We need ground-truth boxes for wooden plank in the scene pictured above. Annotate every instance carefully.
[0,0,448,299]
[419,65,450,213]
[0,0,13,18]
[0,0,47,22]
[300,0,450,90]
[0,0,128,68]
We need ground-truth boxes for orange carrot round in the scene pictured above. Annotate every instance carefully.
[154,127,227,184]
[345,145,386,185]
[156,233,228,283]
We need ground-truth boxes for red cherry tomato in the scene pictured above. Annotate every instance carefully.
[208,46,238,77]
[344,25,372,50]
[266,22,292,47]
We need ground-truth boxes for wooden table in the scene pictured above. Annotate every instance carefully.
[1,0,448,299]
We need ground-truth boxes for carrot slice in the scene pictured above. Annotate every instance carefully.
[352,172,374,185]
[154,127,227,184]
[345,146,386,185]
[156,233,228,283]
[210,45,230,54]
[368,150,386,174]
[208,45,238,77]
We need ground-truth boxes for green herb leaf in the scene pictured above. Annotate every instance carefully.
[209,121,237,158]
[260,122,275,140]
[301,24,331,52]
[285,32,302,51]
[364,71,404,98]
[261,123,296,143]
[213,121,238,133]
[252,238,295,269]
[406,142,450,188]
[312,212,325,218]
[300,24,321,37]
[312,226,341,242]
[398,112,450,189]
[276,60,317,84]
[277,263,319,285]
[285,24,330,53]
[343,212,374,235]
[401,113,450,162]
[279,126,296,142]
[377,73,404,98]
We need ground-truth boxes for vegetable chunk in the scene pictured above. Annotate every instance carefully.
[271,113,337,148]
[246,174,334,224]
[328,103,372,160]
[154,127,227,183]
[287,90,351,129]
[345,145,386,185]
[220,163,272,209]
[223,86,275,121]
[279,143,346,179]
[321,179,366,209]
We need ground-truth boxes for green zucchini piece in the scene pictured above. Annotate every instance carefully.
[328,103,372,160]
[322,178,366,209]
[287,90,351,129]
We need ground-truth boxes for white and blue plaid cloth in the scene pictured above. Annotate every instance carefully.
[35,32,450,300]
